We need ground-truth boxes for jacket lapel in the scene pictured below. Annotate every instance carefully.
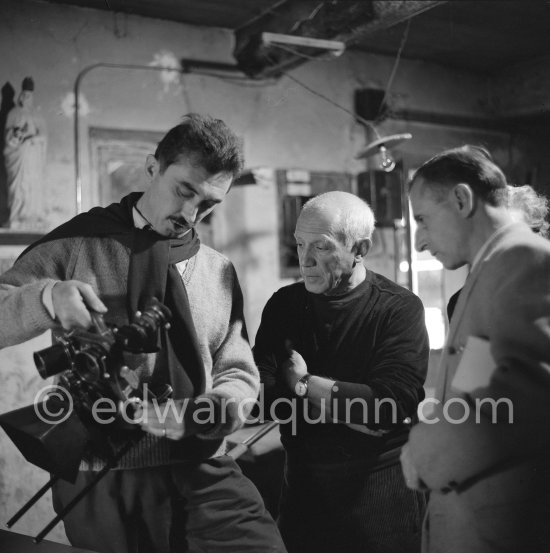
[435,223,528,401]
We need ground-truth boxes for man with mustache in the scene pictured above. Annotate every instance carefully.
[0,113,286,553]
[254,191,429,553]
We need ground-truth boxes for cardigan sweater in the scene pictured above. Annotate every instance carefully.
[0,234,259,469]
[254,270,429,466]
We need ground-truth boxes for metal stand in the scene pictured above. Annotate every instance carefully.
[227,421,279,460]
[5,438,138,544]
[6,475,60,529]
[32,439,137,544]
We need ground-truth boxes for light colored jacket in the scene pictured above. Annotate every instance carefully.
[407,222,550,552]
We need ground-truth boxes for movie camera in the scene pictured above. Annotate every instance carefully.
[34,298,173,429]
[0,298,173,543]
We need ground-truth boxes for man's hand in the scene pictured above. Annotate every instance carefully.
[135,398,216,440]
[400,442,428,490]
[134,400,186,440]
[281,345,308,392]
[51,280,107,330]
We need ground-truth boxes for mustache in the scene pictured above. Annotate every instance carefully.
[170,217,193,228]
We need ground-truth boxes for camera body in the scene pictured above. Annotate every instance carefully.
[34,298,173,431]
[0,298,174,484]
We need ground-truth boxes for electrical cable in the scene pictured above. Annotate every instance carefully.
[375,18,411,122]
[289,2,325,33]
[259,20,414,136]
[235,0,289,32]
[276,68,380,137]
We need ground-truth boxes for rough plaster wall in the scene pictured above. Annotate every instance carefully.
[0,333,67,542]
[0,0,548,543]
[214,176,284,335]
[0,0,236,227]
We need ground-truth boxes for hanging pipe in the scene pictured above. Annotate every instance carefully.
[73,60,242,214]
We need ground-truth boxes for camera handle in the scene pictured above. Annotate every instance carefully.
[32,437,139,544]
[89,310,111,338]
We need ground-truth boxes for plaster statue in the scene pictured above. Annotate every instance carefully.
[3,77,46,229]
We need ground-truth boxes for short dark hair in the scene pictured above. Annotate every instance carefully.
[410,145,508,206]
[155,113,244,177]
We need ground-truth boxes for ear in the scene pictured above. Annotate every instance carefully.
[353,238,372,262]
[452,183,474,218]
[145,154,158,179]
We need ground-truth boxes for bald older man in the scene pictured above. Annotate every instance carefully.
[253,191,429,553]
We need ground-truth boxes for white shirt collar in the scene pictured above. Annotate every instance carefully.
[132,205,149,229]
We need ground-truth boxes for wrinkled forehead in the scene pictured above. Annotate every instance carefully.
[295,206,342,237]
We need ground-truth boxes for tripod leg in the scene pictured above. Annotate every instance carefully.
[6,475,60,528]
[33,440,136,543]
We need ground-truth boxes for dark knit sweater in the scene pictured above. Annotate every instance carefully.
[254,270,429,466]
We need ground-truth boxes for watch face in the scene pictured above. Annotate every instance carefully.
[295,380,307,397]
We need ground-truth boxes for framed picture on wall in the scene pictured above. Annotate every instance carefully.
[89,127,164,207]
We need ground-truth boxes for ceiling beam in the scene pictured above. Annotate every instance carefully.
[490,55,550,119]
[346,1,446,46]
[233,0,446,79]
[233,0,376,79]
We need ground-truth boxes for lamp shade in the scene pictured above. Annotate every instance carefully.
[355,132,412,159]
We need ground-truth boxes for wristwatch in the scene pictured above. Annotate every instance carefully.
[294,374,312,398]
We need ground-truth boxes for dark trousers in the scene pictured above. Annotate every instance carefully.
[52,456,287,553]
[278,455,426,553]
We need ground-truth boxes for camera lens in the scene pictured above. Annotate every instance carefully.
[34,343,74,379]
[116,301,172,353]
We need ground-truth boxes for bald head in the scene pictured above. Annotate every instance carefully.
[299,191,375,247]
[294,191,373,295]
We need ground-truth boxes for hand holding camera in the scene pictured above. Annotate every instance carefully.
[35,285,173,434]
[51,280,108,330]
[0,288,174,541]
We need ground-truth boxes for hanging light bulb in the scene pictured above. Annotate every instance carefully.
[355,133,412,172]
[378,145,396,172]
